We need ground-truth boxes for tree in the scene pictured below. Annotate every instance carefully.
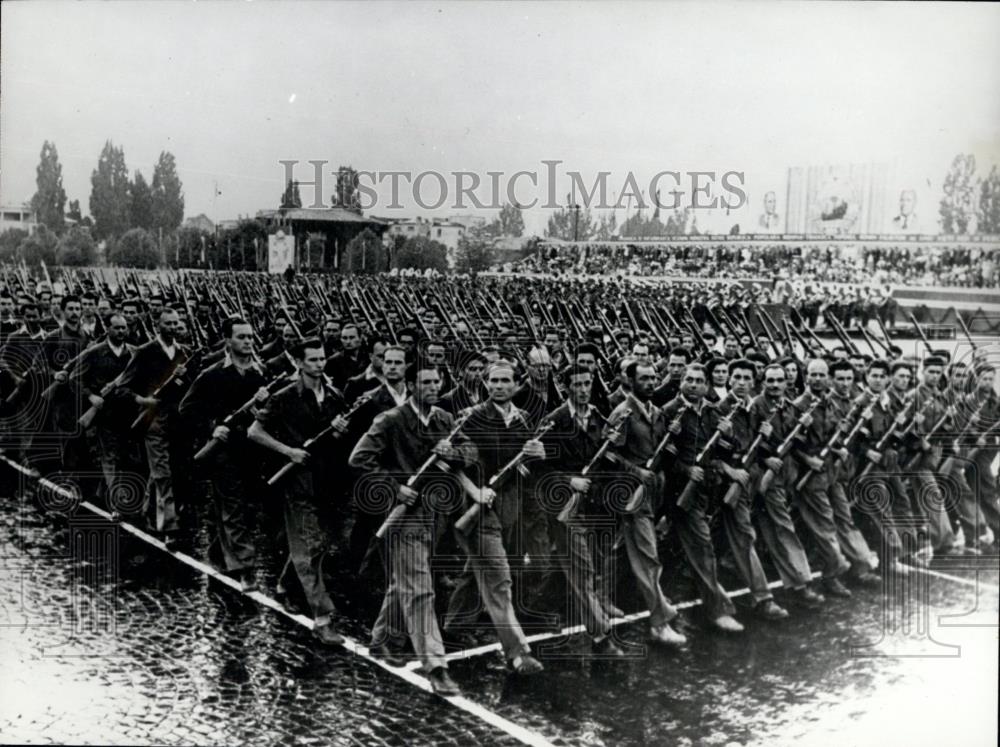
[454,233,495,274]
[31,141,67,234]
[173,226,209,268]
[545,203,595,241]
[0,229,28,263]
[343,228,385,274]
[978,164,1000,235]
[334,166,362,213]
[150,151,184,234]
[128,170,154,229]
[594,212,618,240]
[939,154,980,234]
[108,228,160,268]
[215,218,269,270]
[55,226,97,266]
[67,199,82,223]
[393,235,449,273]
[280,178,302,209]
[89,140,131,240]
[499,202,525,237]
[18,226,58,268]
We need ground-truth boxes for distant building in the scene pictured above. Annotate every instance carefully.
[0,203,38,235]
[430,221,466,251]
[447,214,487,231]
[184,214,215,233]
[257,207,387,270]
[385,217,432,241]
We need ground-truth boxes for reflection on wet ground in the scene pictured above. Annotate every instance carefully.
[1,492,997,746]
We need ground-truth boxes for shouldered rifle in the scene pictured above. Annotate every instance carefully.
[129,349,197,432]
[719,397,758,505]
[939,398,991,475]
[903,405,954,471]
[557,408,627,524]
[455,418,556,534]
[858,399,915,478]
[759,394,824,494]
[907,312,935,356]
[373,408,474,540]
[795,397,867,491]
[622,402,690,513]
[78,371,126,429]
[38,345,93,401]
[193,376,296,462]
[676,403,732,511]
[956,313,977,353]
[265,389,374,487]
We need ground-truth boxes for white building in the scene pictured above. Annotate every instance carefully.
[0,203,38,235]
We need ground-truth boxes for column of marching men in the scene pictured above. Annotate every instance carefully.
[0,272,998,699]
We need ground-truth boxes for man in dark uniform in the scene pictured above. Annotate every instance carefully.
[67,313,136,513]
[325,323,367,389]
[248,337,350,645]
[33,295,92,473]
[442,361,544,675]
[115,308,191,543]
[715,359,789,620]
[539,365,625,656]
[789,359,855,598]
[661,363,744,632]
[605,361,687,645]
[437,350,487,415]
[180,317,272,590]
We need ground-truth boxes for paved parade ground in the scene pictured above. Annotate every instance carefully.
[2,486,997,747]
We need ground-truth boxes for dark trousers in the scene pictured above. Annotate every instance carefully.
[280,485,337,621]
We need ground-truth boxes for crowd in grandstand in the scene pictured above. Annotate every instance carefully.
[514,242,1000,289]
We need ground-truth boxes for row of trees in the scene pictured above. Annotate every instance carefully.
[341,229,502,276]
[29,140,184,240]
[940,155,1000,235]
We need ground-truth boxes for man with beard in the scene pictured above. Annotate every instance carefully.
[249,338,350,645]
[438,350,487,415]
[605,361,688,645]
[180,317,272,590]
[349,360,477,693]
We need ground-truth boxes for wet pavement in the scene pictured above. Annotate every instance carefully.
[1,489,998,747]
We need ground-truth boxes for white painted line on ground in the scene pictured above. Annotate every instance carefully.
[75,501,555,747]
[432,572,825,665]
[907,563,1000,593]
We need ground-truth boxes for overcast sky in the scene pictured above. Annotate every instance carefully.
[2,1,999,235]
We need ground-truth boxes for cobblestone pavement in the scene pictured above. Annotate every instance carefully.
[1,487,998,746]
[0,494,519,747]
